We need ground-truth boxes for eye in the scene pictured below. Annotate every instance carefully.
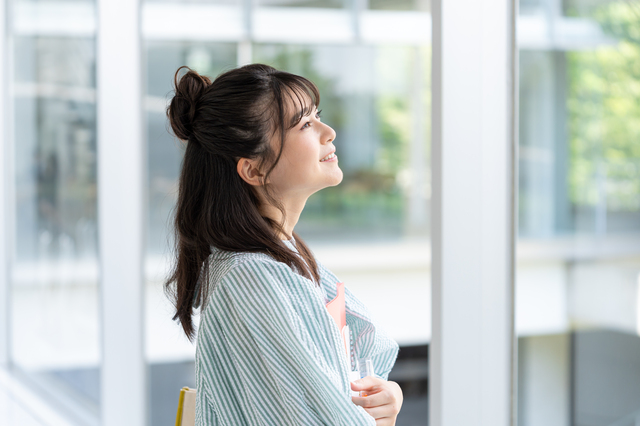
[301,109,322,130]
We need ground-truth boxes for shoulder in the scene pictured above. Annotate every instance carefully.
[316,258,339,283]
[206,248,309,299]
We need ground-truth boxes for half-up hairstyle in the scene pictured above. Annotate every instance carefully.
[165,64,322,340]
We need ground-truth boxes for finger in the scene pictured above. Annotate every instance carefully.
[363,404,395,420]
[350,385,384,398]
[351,392,387,408]
[350,376,384,391]
[374,417,395,426]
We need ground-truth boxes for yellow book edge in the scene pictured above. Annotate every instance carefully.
[175,387,189,426]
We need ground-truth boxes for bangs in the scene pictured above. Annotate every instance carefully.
[273,74,321,132]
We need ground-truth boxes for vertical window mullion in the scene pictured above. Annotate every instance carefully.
[0,0,9,367]
[97,0,146,425]
[430,1,517,425]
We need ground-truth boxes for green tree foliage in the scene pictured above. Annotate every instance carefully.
[567,1,640,211]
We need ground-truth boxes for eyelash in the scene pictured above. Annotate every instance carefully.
[301,110,322,129]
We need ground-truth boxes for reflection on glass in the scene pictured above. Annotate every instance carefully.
[517,1,640,425]
[11,36,100,419]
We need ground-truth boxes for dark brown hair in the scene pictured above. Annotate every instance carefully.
[165,64,322,340]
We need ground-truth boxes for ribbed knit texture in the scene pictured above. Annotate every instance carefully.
[194,240,399,425]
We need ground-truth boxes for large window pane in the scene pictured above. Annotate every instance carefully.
[11,34,100,423]
[517,0,640,425]
[144,10,430,426]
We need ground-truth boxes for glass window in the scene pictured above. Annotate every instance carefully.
[517,0,640,424]
[143,4,430,425]
[11,34,100,422]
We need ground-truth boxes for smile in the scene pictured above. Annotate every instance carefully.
[320,153,337,162]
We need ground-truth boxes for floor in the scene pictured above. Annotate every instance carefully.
[0,368,74,426]
[0,388,44,426]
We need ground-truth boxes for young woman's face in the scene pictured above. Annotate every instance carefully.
[266,102,343,201]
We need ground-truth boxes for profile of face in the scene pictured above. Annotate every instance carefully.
[268,101,343,200]
[239,94,343,205]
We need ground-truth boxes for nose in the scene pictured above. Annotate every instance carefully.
[323,122,336,144]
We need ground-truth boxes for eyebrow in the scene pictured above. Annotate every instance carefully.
[289,104,315,128]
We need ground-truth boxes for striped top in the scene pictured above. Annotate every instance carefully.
[194,239,400,425]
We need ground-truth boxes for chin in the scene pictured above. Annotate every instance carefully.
[315,177,343,194]
[330,170,344,186]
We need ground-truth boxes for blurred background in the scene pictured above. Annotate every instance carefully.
[1,0,640,425]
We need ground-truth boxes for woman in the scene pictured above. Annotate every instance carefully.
[165,64,402,425]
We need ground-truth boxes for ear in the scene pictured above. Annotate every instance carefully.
[236,158,265,186]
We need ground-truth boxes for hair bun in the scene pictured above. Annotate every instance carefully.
[167,66,212,142]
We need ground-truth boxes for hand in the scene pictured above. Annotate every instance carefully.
[350,376,403,426]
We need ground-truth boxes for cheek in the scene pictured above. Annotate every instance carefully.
[268,154,308,186]
[283,143,318,169]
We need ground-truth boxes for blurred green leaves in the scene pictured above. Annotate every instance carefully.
[567,1,640,211]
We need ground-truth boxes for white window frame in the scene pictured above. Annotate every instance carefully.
[0,0,9,367]
[97,0,146,425]
[430,1,518,425]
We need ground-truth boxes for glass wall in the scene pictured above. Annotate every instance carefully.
[143,1,431,425]
[9,1,100,424]
[517,0,640,424]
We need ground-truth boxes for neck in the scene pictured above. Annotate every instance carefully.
[260,194,307,240]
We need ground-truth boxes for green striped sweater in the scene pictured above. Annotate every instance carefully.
[195,239,400,425]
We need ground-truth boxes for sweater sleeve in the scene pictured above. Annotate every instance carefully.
[198,256,376,426]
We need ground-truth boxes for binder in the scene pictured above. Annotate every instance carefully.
[175,387,196,426]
